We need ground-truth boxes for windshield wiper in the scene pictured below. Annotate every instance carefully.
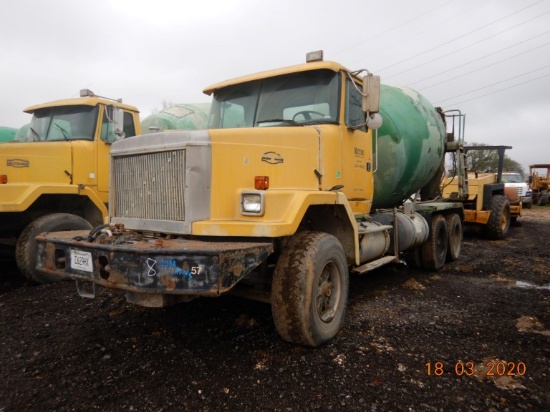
[256,118,301,126]
[54,123,70,140]
[29,127,40,141]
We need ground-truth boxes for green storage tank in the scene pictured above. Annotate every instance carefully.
[372,85,446,209]
[14,124,30,141]
[0,126,17,142]
[141,103,210,133]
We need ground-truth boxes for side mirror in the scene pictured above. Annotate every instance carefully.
[114,107,125,139]
[362,74,380,113]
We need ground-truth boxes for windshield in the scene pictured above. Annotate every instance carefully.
[18,105,99,142]
[208,69,340,128]
[501,174,523,183]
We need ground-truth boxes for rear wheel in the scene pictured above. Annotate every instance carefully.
[271,231,349,347]
[16,213,92,284]
[484,195,510,239]
[445,213,462,262]
[421,214,448,271]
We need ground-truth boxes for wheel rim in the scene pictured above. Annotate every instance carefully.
[316,261,341,323]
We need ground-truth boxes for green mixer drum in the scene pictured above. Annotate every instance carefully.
[0,126,17,142]
[141,103,210,133]
[372,85,446,209]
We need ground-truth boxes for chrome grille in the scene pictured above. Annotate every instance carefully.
[113,150,185,221]
[516,187,526,196]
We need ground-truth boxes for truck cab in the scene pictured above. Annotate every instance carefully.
[0,90,140,283]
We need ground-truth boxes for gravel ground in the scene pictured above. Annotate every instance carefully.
[1,207,549,411]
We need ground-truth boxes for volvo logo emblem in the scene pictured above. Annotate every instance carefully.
[7,159,29,168]
[261,151,284,164]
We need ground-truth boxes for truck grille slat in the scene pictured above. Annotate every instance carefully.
[113,150,185,221]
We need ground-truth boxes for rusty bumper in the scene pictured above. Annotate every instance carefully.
[36,230,273,297]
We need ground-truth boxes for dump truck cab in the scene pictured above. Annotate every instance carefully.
[0,90,140,283]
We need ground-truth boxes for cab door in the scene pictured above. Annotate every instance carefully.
[97,106,113,194]
[97,108,137,193]
[341,77,374,215]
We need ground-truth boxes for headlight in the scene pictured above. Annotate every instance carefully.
[241,192,265,216]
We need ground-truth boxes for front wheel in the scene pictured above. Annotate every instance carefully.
[16,213,92,283]
[271,231,349,347]
[484,195,511,239]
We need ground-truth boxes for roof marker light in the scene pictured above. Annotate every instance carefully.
[306,50,323,63]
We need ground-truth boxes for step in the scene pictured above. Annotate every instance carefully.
[352,255,398,275]
[357,224,393,235]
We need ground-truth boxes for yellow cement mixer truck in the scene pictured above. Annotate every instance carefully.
[0,90,141,283]
[36,51,472,346]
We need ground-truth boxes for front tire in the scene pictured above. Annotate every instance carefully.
[484,195,510,239]
[16,213,92,284]
[271,232,349,347]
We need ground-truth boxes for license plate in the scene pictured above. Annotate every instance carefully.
[70,249,93,272]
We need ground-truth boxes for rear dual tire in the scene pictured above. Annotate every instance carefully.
[421,214,448,271]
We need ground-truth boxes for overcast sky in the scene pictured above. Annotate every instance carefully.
[1,0,548,173]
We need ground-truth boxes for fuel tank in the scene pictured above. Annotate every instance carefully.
[141,103,210,133]
[372,85,446,209]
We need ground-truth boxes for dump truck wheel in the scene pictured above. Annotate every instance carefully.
[445,213,462,262]
[272,231,349,347]
[485,195,511,240]
[421,214,448,271]
[16,213,92,284]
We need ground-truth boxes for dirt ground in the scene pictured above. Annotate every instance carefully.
[1,207,549,411]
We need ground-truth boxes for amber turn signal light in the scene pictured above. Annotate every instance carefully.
[0,175,7,184]
[254,176,269,190]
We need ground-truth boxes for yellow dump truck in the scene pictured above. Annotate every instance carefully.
[36,52,469,346]
[0,90,141,283]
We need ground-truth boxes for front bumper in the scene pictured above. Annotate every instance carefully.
[36,230,273,297]
[520,196,532,205]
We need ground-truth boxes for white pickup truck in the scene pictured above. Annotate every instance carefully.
[501,172,533,209]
